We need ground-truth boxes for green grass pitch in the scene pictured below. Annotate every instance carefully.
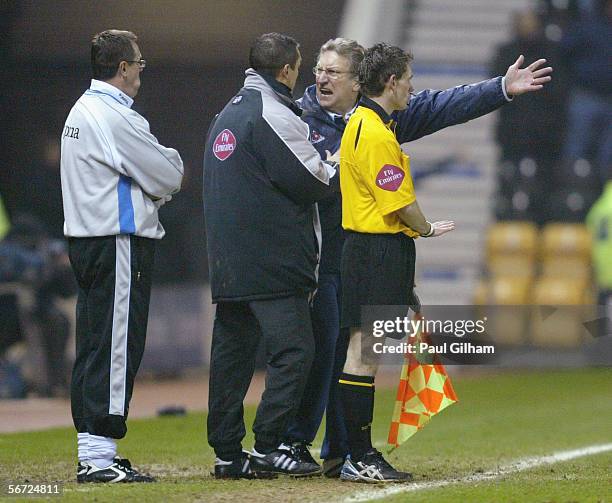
[1,369,610,502]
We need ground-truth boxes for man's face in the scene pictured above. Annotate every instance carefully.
[123,42,143,98]
[286,49,302,92]
[391,64,414,111]
[315,51,360,115]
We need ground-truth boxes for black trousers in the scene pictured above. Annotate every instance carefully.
[68,235,155,439]
[207,295,315,460]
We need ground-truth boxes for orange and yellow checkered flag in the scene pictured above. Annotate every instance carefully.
[387,313,458,451]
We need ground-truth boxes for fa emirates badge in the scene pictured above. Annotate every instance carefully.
[376,164,405,192]
[212,129,236,161]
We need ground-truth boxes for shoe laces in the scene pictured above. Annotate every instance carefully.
[365,449,395,471]
[289,442,315,463]
[278,443,302,463]
[113,457,136,473]
[291,442,310,455]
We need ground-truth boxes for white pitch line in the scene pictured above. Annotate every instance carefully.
[342,442,612,502]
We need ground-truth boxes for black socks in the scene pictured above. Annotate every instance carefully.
[339,372,375,462]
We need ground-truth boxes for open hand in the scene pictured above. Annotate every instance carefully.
[430,220,455,237]
[504,55,553,96]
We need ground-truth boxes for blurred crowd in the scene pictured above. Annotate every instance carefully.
[0,203,76,398]
[491,0,611,223]
[489,0,611,334]
[1,0,610,398]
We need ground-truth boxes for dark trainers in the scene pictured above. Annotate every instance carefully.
[213,451,276,479]
[250,443,321,477]
[77,457,155,483]
[322,457,345,478]
[290,442,320,467]
[77,461,88,480]
[340,449,412,483]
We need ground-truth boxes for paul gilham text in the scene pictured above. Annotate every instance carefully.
[372,341,495,355]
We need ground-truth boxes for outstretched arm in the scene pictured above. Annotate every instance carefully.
[394,56,553,143]
[394,77,506,143]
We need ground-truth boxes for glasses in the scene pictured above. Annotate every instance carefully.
[312,66,352,80]
[126,58,146,69]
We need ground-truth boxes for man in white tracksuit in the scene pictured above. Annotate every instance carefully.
[60,29,183,483]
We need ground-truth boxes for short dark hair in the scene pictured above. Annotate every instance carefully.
[91,29,138,81]
[249,32,300,77]
[358,43,413,97]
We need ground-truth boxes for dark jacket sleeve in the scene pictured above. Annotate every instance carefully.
[254,111,336,206]
[394,77,507,143]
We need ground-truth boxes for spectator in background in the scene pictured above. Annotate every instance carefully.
[576,0,599,16]
[491,8,570,222]
[0,215,44,284]
[0,214,75,397]
[560,0,612,178]
[0,209,40,392]
[586,178,612,336]
[491,9,565,165]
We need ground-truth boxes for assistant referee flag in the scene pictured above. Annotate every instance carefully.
[387,312,458,451]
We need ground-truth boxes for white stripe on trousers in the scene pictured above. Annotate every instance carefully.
[109,234,131,415]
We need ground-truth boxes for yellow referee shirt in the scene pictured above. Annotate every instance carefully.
[340,97,418,237]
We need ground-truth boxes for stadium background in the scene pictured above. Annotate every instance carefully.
[0,1,610,501]
[0,4,610,497]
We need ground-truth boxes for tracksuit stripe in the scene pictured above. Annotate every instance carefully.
[117,175,136,234]
[109,235,131,415]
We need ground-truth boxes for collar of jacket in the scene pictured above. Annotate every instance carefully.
[300,84,360,131]
[244,68,302,117]
[358,95,394,125]
[89,79,134,108]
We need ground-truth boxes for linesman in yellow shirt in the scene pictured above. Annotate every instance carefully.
[337,43,455,483]
[337,41,552,483]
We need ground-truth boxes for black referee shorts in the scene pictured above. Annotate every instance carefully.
[341,231,416,329]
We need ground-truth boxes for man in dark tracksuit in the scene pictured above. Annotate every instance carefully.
[286,37,545,477]
[203,33,338,479]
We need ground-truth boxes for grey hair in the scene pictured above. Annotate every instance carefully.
[317,38,365,76]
